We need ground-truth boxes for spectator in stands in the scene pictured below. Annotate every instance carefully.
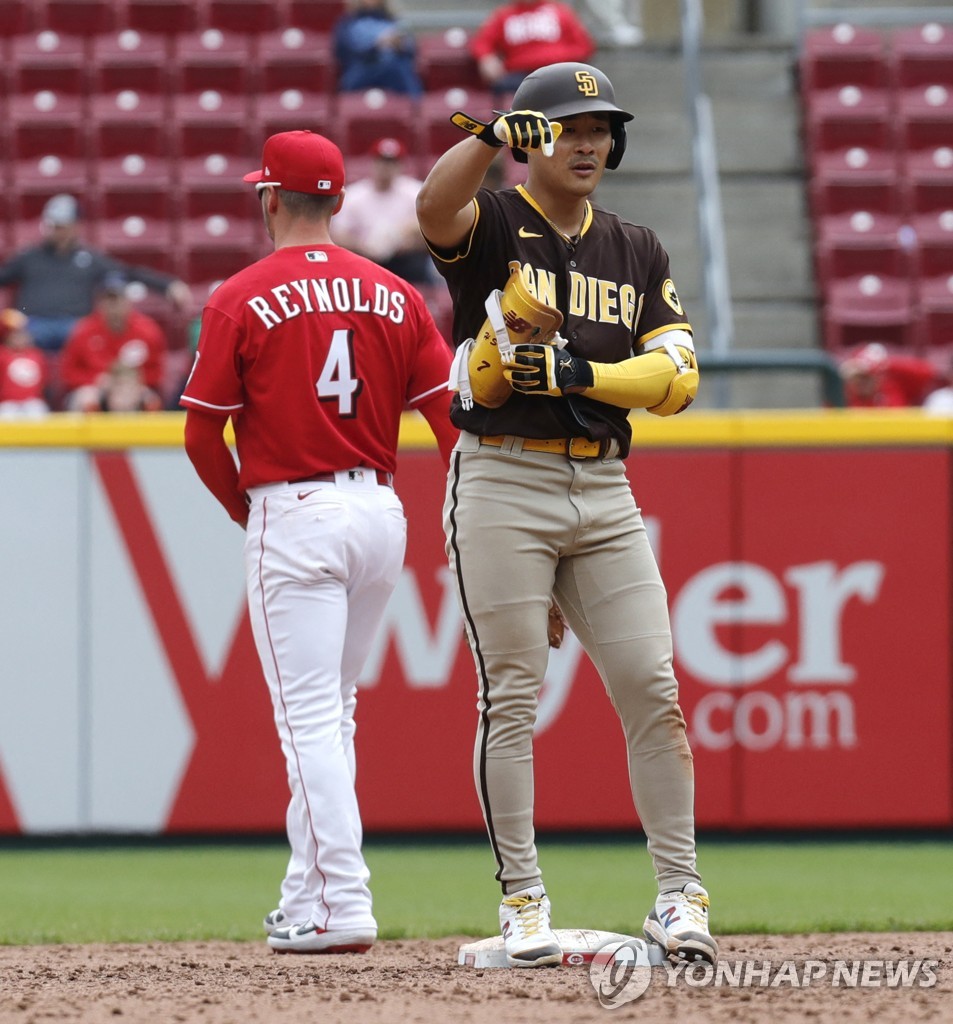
[333,0,423,96]
[839,342,944,408]
[60,272,166,413]
[0,194,191,354]
[470,1,595,95]
[0,309,49,420]
[331,137,435,285]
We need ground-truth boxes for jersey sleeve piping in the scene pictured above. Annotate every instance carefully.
[180,395,243,412]
[424,198,481,265]
[407,380,450,407]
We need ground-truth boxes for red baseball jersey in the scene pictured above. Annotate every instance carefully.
[0,348,47,402]
[180,244,453,489]
[60,309,166,391]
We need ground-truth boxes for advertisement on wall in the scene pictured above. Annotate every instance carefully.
[0,435,949,835]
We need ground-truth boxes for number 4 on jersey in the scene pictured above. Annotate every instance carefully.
[316,329,364,417]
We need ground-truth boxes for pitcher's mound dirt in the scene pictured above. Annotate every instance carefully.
[1,933,950,1023]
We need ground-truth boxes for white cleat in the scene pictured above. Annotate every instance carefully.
[262,908,294,935]
[499,885,562,968]
[267,920,376,954]
[643,883,718,964]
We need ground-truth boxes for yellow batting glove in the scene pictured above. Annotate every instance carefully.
[451,110,563,157]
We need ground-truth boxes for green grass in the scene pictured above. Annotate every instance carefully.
[0,838,950,945]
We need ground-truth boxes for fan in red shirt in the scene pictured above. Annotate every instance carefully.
[839,342,944,408]
[0,308,49,419]
[60,272,166,411]
[470,1,595,94]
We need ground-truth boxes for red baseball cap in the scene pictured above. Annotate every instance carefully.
[243,130,345,196]
[370,136,406,160]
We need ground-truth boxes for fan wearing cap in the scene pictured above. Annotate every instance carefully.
[416,62,714,969]
[0,309,49,420]
[331,137,435,285]
[180,130,456,956]
[0,194,191,354]
[59,272,167,412]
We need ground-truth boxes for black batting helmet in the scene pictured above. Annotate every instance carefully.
[509,62,634,169]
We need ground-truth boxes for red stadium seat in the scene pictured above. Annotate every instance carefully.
[87,90,169,158]
[169,90,252,158]
[178,215,260,286]
[255,28,335,94]
[95,153,177,219]
[179,153,256,218]
[8,31,87,94]
[916,274,953,347]
[903,176,953,217]
[251,90,333,149]
[94,215,178,275]
[896,83,953,157]
[9,154,91,220]
[335,89,418,158]
[286,0,345,33]
[800,24,888,92]
[0,0,35,36]
[89,29,170,94]
[205,0,282,33]
[823,273,918,349]
[804,85,895,159]
[811,144,900,184]
[417,28,480,91]
[815,227,914,297]
[8,91,88,158]
[45,0,119,36]
[419,87,495,160]
[912,211,953,282]
[126,0,200,33]
[890,23,953,90]
[810,177,903,219]
[172,28,254,93]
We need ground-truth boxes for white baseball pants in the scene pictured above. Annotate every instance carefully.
[244,471,407,932]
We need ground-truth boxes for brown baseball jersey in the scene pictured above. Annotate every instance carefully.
[428,183,692,458]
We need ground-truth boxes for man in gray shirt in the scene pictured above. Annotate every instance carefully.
[0,194,191,352]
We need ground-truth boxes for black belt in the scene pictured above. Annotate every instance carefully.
[291,469,393,488]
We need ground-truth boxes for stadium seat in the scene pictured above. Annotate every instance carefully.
[417,28,479,92]
[88,90,169,158]
[255,28,335,94]
[172,29,254,94]
[94,215,178,275]
[419,87,495,161]
[890,23,953,89]
[205,0,282,33]
[8,91,88,159]
[810,177,903,219]
[9,154,90,220]
[169,90,252,158]
[179,153,255,218]
[0,0,35,36]
[335,90,418,158]
[823,273,918,349]
[916,274,953,347]
[912,211,953,279]
[251,90,333,149]
[285,0,345,33]
[811,144,900,184]
[896,84,953,157]
[8,31,87,94]
[126,0,200,33]
[815,228,914,296]
[804,85,895,158]
[89,29,170,94]
[800,23,888,92]
[45,0,119,36]
[178,214,260,286]
[95,153,177,219]
[903,175,953,217]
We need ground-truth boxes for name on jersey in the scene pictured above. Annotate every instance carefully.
[508,260,644,329]
[247,277,407,329]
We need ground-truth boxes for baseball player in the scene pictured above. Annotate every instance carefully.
[416,62,716,967]
[181,130,457,954]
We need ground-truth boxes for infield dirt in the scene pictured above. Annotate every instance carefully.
[1,933,950,1023]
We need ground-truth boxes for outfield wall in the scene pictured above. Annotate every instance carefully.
[0,411,950,835]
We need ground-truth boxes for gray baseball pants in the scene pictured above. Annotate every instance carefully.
[443,431,702,896]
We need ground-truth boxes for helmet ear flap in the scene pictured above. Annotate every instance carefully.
[605,122,627,170]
